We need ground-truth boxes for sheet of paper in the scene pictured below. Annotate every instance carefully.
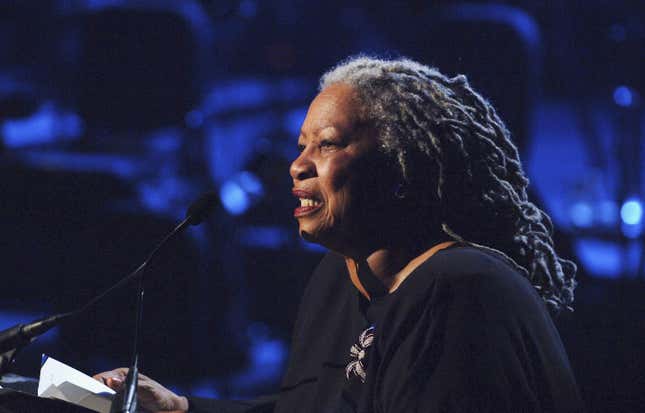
[38,354,115,413]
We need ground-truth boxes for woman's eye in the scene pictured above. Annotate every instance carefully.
[320,140,338,149]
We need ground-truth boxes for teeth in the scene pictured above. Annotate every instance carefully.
[299,198,321,207]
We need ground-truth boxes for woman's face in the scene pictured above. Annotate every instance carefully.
[290,83,385,253]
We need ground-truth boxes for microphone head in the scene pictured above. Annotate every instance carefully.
[186,192,218,225]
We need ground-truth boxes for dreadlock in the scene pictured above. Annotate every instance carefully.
[320,56,577,313]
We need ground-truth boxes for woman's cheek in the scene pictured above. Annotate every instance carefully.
[320,197,338,231]
[331,189,351,221]
[327,156,354,190]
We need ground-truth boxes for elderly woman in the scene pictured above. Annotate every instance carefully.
[96,56,583,413]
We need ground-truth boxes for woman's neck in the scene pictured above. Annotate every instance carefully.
[349,233,453,291]
[363,248,418,289]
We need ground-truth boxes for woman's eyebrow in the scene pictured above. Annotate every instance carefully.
[317,126,338,136]
[301,125,339,138]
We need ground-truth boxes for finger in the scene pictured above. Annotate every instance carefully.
[92,375,120,390]
[92,368,129,389]
[106,376,125,390]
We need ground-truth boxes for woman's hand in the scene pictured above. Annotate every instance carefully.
[93,368,189,413]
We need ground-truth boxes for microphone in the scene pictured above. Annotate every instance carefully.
[0,313,72,356]
[186,192,218,225]
[0,192,219,379]
[0,313,74,372]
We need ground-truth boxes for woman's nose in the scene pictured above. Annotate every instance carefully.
[290,150,316,181]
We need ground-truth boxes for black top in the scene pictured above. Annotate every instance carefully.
[189,245,584,413]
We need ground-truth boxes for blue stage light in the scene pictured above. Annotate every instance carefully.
[219,171,264,216]
[2,104,83,148]
[251,338,287,367]
[220,181,250,215]
[620,198,643,225]
[284,107,308,136]
[613,86,634,107]
[575,239,622,279]
[570,202,593,227]
[227,323,288,388]
[597,200,618,226]
[237,171,263,197]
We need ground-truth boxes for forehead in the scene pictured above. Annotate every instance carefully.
[300,83,361,137]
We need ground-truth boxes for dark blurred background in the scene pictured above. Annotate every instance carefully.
[0,0,644,411]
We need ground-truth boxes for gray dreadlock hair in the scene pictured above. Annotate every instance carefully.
[320,56,577,313]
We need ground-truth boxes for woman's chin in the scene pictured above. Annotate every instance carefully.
[299,227,322,244]
[299,226,334,250]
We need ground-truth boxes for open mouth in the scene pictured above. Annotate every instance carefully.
[298,197,322,208]
[292,190,323,217]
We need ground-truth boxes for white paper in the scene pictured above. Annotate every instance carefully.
[38,354,115,413]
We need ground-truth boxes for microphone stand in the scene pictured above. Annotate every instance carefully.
[111,189,218,412]
[110,217,191,413]
[111,277,144,413]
